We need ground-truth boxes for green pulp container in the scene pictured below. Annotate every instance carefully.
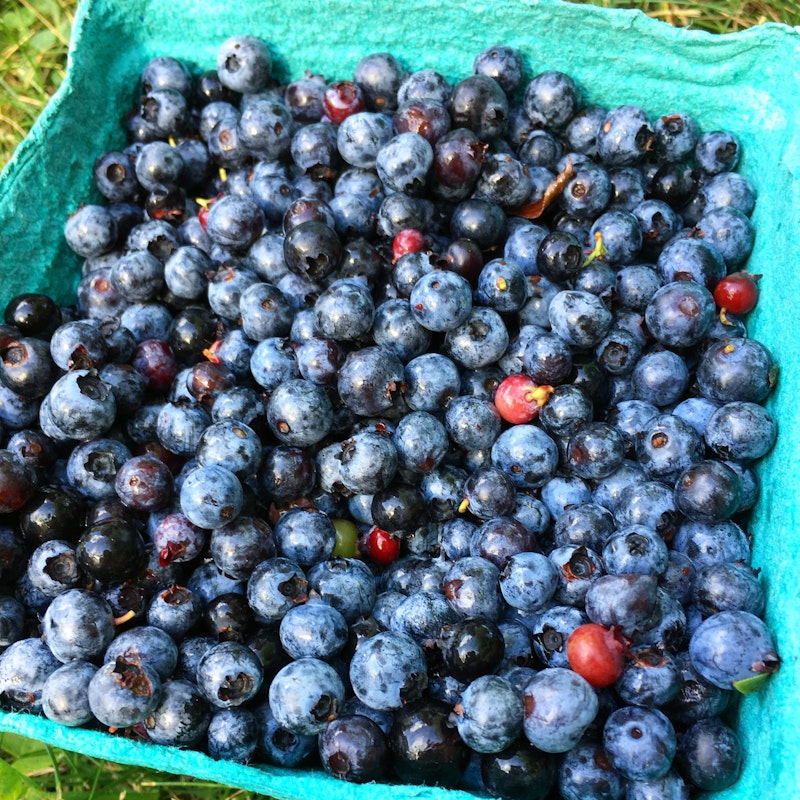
[1,0,799,797]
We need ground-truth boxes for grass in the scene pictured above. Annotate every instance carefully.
[0,0,798,798]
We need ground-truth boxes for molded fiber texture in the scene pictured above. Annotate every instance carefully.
[1,1,799,797]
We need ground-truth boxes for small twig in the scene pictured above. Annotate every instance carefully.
[510,157,574,219]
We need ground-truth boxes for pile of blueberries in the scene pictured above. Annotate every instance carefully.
[0,33,783,800]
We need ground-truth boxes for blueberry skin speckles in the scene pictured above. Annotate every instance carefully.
[688,610,780,692]
[279,600,348,660]
[349,630,428,710]
[144,678,211,747]
[269,657,345,735]
[452,674,524,753]
[179,465,243,530]
[597,105,654,167]
[491,424,559,490]
[704,401,777,462]
[521,667,598,753]
[196,640,264,709]
[42,588,115,663]
[87,657,163,728]
[409,269,473,332]
[41,660,97,727]
[602,705,677,781]
[696,337,777,405]
[216,35,271,94]
[267,378,333,448]
[206,707,259,763]
[548,290,613,349]
[0,638,61,712]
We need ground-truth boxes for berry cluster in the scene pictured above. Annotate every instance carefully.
[0,35,781,800]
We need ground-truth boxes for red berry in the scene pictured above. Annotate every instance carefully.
[392,228,426,262]
[493,374,554,424]
[567,623,630,688]
[132,339,177,393]
[323,80,365,125]
[363,526,401,565]
[712,271,760,316]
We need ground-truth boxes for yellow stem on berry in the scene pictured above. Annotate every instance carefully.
[496,277,508,291]
[458,497,470,514]
[113,610,136,626]
[523,384,555,407]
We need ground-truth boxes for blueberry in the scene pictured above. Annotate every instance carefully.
[389,698,469,786]
[499,551,559,612]
[254,701,318,766]
[557,743,625,800]
[548,290,613,349]
[207,707,259,762]
[306,557,377,624]
[409,269,473,332]
[247,557,307,624]
[521,667,598,753]
[216,35,272,94]
[443,555,503,621]
[0,637,61,712]
[688,609,780,692]
[87,656,162,728]
[42,660,97,727]
[523,71,579,130]
[180,465,243,530]
[144,678,211,746]
[585,573,659,634]
[279,600,348,661]
[269,657,344,735]
[675,717,741,791]
[196,640,264,709]
[318,713,390,783]
[597,105,654,166]
[704,400,777,462]
[603,705,676,781]
[103,625,179,681]
[491,424,559,489]
[452,674,524,753]
[42,588,115,663]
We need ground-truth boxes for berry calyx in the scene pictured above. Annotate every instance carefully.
[494,374,554,424]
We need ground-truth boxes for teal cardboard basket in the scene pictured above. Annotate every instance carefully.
[1,0,799,797]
